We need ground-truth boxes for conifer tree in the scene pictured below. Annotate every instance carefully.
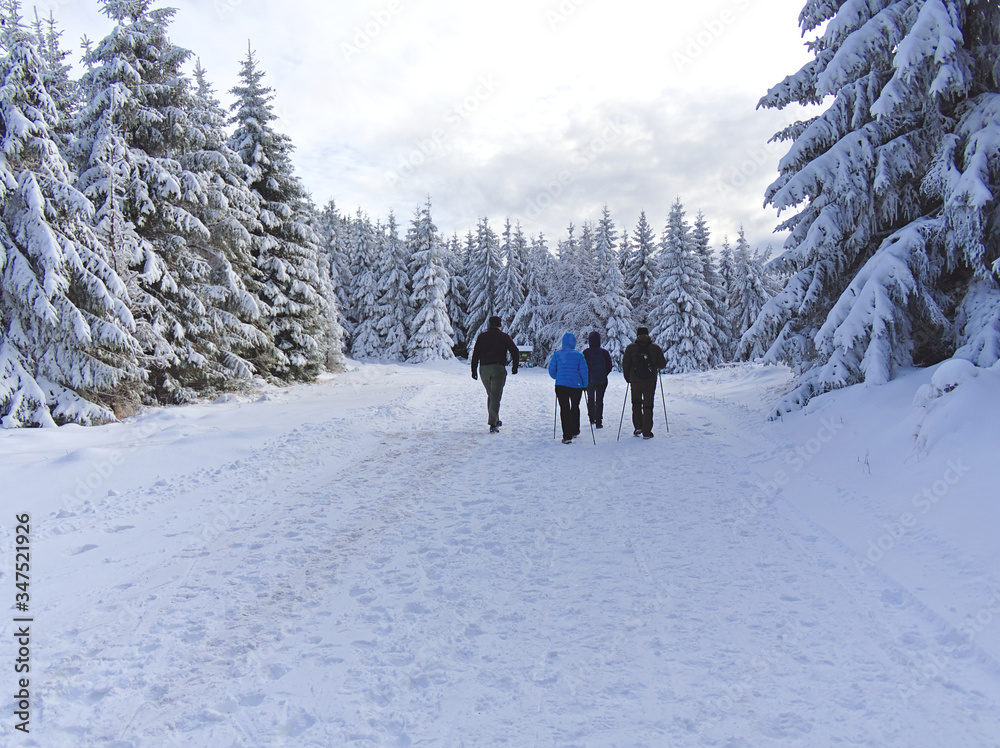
[407,199,454,361]
[690,211,729,366]
[318,199,353,347]
[29,9,77,149]
[229,43,335,381]
[444,232,468,352]
[730,228,778,359]
[184,59,276,379]
[497,219,527,339]
[553,222,599,337]
[73,0,261,401]
[744,0,1000,411]
[372,212,411,361]
[649,199,718,373]
[1,7,142,426]
[624,209,658,323]
[513,233,555,365]
[589,206,634,366]
[465,216,501,336]
[348,212,381,359]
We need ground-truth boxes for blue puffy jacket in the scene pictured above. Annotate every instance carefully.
[548,333,589,388]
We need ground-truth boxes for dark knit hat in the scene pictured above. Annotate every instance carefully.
[489,315,502,328]
[637,326,649,336]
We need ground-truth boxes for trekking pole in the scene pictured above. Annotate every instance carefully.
[553,392,558,439]
[617,382,630,441]
[658,371,669,433]
[589,412,596,445]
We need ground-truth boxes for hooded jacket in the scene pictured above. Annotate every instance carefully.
[622,333,666,383]
[548,333,589,388]
[583,331,614,386]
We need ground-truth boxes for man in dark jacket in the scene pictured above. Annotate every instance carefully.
[621,326,666,439]
[583,331,614,428]
[471,316,520,433]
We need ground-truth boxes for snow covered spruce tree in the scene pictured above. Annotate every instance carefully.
[229,43,337,381]
[590,206,634,366]
[317,199,354,348]
[513,233,555,364]
[443,232,469,353]
[691,210,730,363]
[184,59,277,379]
[649,199,721,373]
[406,199,454,361]
[728,228,779,359]
[465,216,501,336]
[552,222,599,337]
[372,212,411,361]
[742,0,1000,412]
[28,9,78,151]
[346,210,381,359]
[73,0,266,402]
[1,9,142,426]
[497,219,527,340]
[624,209,658,324]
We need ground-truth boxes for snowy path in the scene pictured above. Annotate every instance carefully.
[4,362,1000,746]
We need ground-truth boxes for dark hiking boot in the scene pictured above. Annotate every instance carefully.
[596,421,603,428]
[643,432,654,439]
[562,437,573,444]
[633,429,643,437]
[497,420,502,427]
[490,425,500,434]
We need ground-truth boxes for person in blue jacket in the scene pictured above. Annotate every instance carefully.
[548,332,589,444]
[583,331,614,429]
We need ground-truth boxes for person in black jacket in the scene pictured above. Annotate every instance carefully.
[470,316,520,433]
[621,326,666,439]
[583,331,614,428]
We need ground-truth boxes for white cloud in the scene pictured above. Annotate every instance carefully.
[48,0,814,251]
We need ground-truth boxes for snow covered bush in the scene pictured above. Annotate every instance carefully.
[742,0,1000,415]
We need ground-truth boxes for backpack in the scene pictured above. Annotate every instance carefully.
[630,344,656,380]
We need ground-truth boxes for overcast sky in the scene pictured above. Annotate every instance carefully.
[47,0,814,251]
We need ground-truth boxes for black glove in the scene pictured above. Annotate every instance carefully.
[472,371,478,380]
[511,365,518,375]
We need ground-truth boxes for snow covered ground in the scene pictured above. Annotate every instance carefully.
[2,358,1000,746]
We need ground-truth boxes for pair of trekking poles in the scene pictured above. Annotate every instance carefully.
[552,373,670,442]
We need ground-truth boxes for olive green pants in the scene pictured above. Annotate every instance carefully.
[479,364,507,427]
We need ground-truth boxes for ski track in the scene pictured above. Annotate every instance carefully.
[14,365,1000,746]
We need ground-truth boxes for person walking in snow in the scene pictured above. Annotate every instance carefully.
[548,332,589,444]
[583,331,614,429]
[622,326,666,439]
[471,316,520,433]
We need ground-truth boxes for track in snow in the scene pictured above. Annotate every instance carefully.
[10,362,1000,746]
